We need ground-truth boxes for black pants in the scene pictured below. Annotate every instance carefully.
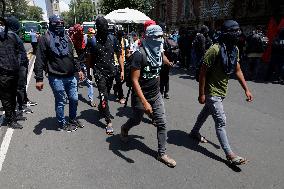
[17,66,28,110]
[0,73,18,123]
[160,65,170,95]
[31,42,38,54]
[94,72,114,123]
[113,65,124,100]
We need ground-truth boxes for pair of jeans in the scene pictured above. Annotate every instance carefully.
[81,63,94,101]
[0,73,18,123]
[123,93,167,155]
[48,75,78,126]
[94,72,114,123]
[191,96,233,156]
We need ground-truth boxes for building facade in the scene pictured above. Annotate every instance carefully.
[45,0,61,18]
[152,0,284,32]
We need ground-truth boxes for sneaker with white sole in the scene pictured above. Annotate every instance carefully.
[62,122,77,132]
[69,119,84,128]
[157,154,176,168]
[24,100,38,107]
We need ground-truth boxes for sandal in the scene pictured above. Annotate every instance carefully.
[227,155,248,165]
[189,132,208,143]
[105,123,114,135]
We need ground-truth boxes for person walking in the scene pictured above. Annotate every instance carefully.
[189,20,253,165]
[30,29,38,54]
[88,17,123,135]
[120,25,176,168]
[0,16,27,129]
[34,15,84,132]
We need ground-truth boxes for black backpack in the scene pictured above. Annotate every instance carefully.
[0,32,21,73]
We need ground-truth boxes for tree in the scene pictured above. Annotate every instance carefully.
[26,6,43,21]
[69,0,96,24]
[0,0,29,20]
[61,11,74,28]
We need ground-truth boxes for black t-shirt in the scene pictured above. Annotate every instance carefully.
[130,51,160,108]
[92,34,120,78]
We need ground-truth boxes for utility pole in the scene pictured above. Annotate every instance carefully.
[73,0,77,23]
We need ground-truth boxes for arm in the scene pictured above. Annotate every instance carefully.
[116,51,124,80]
[34,36,47,91]
[131,68,153,115]
[235,62,253,102]
[198,64,207,104]
[70,39,84,81]
[162,53,173,66]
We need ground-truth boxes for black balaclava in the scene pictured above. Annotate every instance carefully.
[200,25,209,35]
[117,30,124,41]
[219,20,241,75]
[220,20,241,48]
[49,14,65,37]
[6,16,20,34]
[96,17,109,40]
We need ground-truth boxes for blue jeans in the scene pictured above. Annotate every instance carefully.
[191,96,233,156]
[81,63,94,101]
[48,75,78,126]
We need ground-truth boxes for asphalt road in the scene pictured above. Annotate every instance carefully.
[0,57,283,189]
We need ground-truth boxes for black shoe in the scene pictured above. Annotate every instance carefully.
[24,100,38,107]
[62,122,77,132]
[69,119,84,128]
[16,112,27,121]
[8,121,23,129]
[164,93,170,99]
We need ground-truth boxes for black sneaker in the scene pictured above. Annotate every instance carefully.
[164,93,170,99]
[8,121,23,129]
[69,119,84,128]
[62,122,77,132]
[24,100,38,107]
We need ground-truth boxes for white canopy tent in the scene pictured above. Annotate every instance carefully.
[105,8,151,24]
[105,8,151,34]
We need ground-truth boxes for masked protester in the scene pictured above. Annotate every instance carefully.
[0,17,28,129]
[189,20,253,165]
[88,17,123,135]
[120,25,176,168]
[34,15,84,132]
[6,16,36,118]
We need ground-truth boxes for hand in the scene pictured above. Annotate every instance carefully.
[36,82,44,91]
[165,61,174,67]
[78,71,84,81]
[245,90,253,102]
[120,71,124,81]
[143,101,153,115]
[198,94,206,104]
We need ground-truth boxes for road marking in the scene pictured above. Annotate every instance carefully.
[0,55,35,171]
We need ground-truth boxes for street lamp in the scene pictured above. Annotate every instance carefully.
[73,0,77,23]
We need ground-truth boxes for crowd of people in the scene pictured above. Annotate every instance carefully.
[1,12,283,168]
[177,21,284,84]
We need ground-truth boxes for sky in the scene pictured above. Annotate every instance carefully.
[34,0,70,20]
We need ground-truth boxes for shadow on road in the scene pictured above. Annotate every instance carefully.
[33,117,60,135]
[106,134,157,163]
[167,130,242,172]
[78,109,106,129]
[116,106,154,125]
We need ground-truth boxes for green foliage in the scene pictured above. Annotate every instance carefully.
[68,0,96,25]
[100,0,155,16]
[26,6,43,21]
[0,0,43,21]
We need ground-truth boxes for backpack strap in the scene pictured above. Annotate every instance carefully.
[139,46,147,68]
